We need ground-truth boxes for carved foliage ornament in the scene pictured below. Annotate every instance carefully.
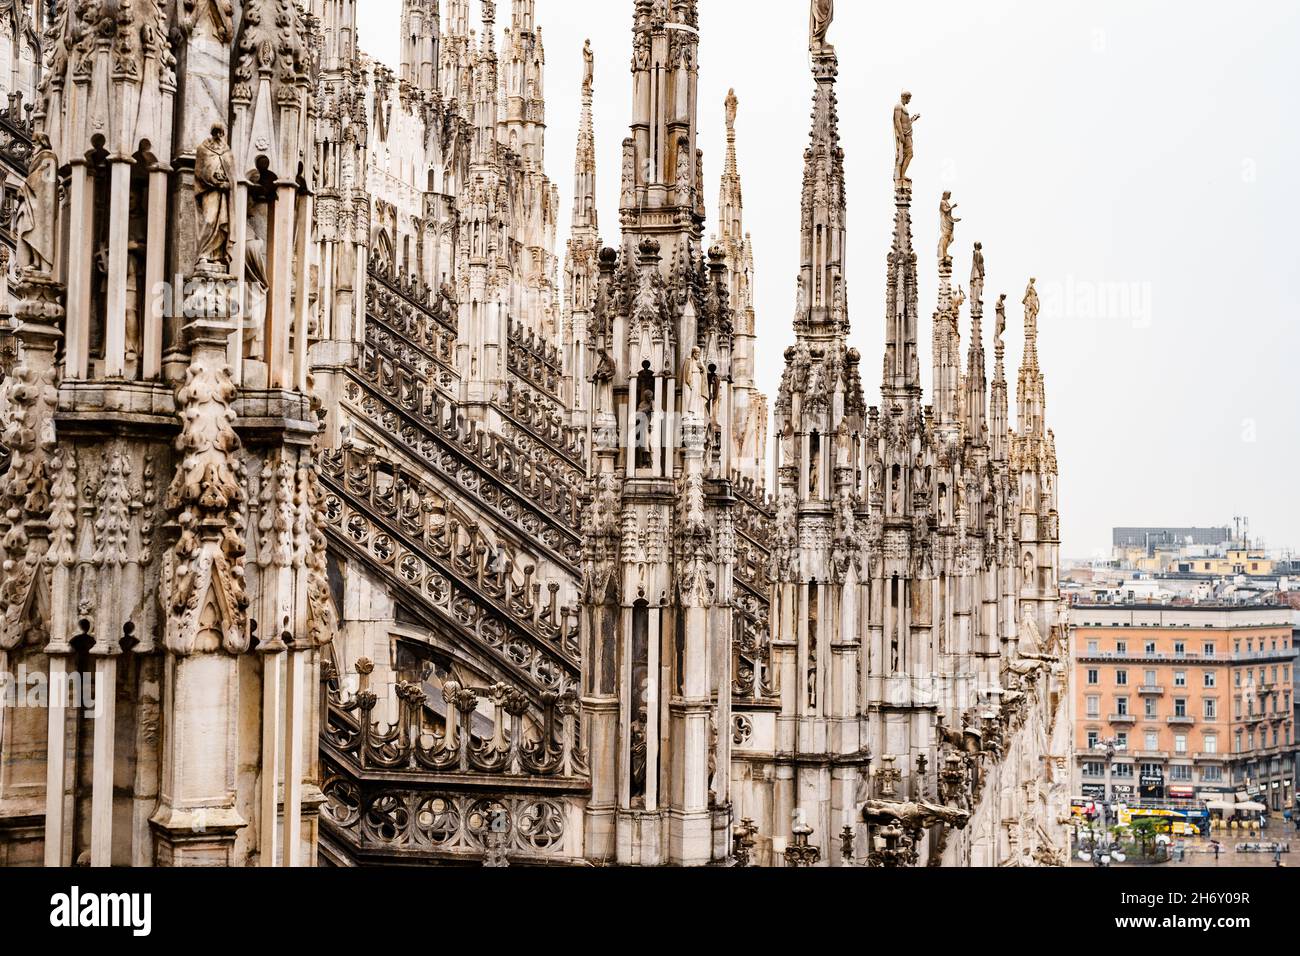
[160,357,249,656]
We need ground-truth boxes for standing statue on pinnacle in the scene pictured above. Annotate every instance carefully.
[1023,278,1040,325]
[582,39,594,96]
[894,92,920,186]
[810,0,834,52]
[938,191,961,262]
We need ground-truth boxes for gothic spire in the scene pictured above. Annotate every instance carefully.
[719,88,743,242]
[795,43,847,341]
[1017,278,1048,441]
[620,0,703,252]
[990,292,1010,463]
[714,88,768,490]
[571,40,597,236]
[965,243,988,444]
[400,0,440,91]
[883,92,922,403]
[716,88,751,341]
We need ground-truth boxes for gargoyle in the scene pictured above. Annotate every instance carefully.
[862,799,971,834]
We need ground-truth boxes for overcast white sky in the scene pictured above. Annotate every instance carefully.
[363,0,1300,561]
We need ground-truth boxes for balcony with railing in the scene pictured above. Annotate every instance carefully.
[1167,714,1196,726]
[319,659,590,866]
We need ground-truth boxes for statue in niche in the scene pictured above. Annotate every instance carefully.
[15,131,57,274]
[591,346,615,383]
[244,162,273,363]
[194,123,235,273]
[810,0,834,51]
[938,191,961,262]
[124,186,147,375]
[706,362,720,425]
[620,140,636,207]
[680,347,707,420]
[868,457,884,504]
[636,387,655,470]
[808,432,822,498]
[893,92,920,185]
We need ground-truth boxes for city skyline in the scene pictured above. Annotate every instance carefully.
[366,0,1300,560]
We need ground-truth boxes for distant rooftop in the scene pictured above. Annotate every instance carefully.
[1112,527,1233,549]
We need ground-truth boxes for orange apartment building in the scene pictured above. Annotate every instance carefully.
[1069,604,1296,811]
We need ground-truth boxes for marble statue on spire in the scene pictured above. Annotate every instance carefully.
[938,191,961,262]
[583,39,594,95]
[1023,278,1040,325]
[894,91,920,185]
[810,0,834,51]
[726,87,738,130]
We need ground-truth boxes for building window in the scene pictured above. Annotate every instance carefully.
[1087,640,1099,655]
[1116,670,1129,687]
[1174,671,1187,687]
[1116,641,1128,654]
[1145,642,1157,655]
[1086,696,1100,718]
[1203,672,1216,689]
[1144,698,1157,718]
[1202,765,1223,783]
[1204,699,1217,720]
[1175,735,1188,755]
[1145,732,1159,752]
[1116,697,1129,716]
[1082,762,1105,779]
[1174,698,1187,718]
[1087,730,1099,749]
[1170,765,1192,781]
[1144,669,1157,686]
[1088,669,1099,686]
[1235,732,1243,753]
[1175,642,1186,657]
[1116,732,1129,751]
[1140,762,1163,778]
[1113,763,1134,779]
[1204,734,1218,755]
[1203,642,1216,656]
